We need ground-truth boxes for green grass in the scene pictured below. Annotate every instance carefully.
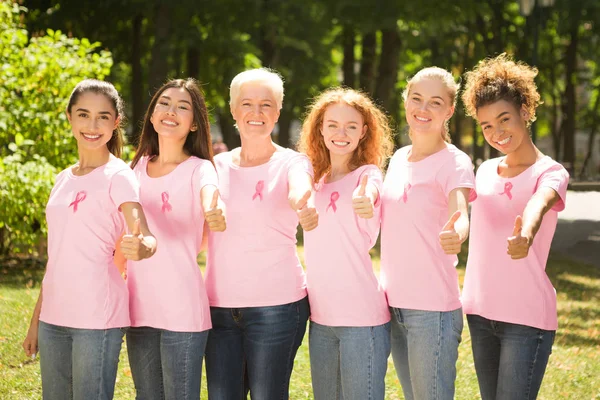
[1,248,599,399]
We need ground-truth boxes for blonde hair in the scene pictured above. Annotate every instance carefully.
[402,67,460,143]
[229,68,284,110]
[462,53,541,126]
[298,87,394,184]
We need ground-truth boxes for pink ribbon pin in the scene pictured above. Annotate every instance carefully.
[498,182,513,200]
[401,183,412,203]
[69,191,87,213]
[326,191,340,213]
[161,191,173,212]
[252,180,265,201]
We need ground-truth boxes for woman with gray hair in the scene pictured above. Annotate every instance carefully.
[204,68,318,399]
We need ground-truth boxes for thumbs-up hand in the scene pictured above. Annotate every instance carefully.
[507,215,531,259]
[294,190,319,232]
[352,175,375,219]
[121,208,147,261]
[204,189,226,232]
[439,210,462,254]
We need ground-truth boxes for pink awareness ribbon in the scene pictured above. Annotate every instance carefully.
[69,191,87,212]
[326,191,340,213]
[401,182,412,203]
[252,180,265,201]
[498,182,513,200]
[161,191,173,212]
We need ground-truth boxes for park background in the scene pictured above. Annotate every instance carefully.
[0,0,599,398]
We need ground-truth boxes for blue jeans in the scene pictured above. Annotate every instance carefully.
[467,314,555,400]
[38,321,124,400]
[309,321,391,400]
[390,307,463,400]
[126,327,209,400]
[205,297,309,400]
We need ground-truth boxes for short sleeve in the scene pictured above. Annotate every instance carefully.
[438,152,476,201]
[288,152,314,180]
[535,162,569,211]
[192,160,219,195]
[110,168,140,208]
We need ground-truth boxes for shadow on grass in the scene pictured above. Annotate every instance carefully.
[0,256,45,289]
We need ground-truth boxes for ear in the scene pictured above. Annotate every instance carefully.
[360,124,368,140]
[191,124,198,132]
[446,105,455,120]
[520,105,529,121]
[66,110,72,124]
[114,115,121,130]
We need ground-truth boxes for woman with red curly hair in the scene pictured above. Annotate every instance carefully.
[461,54,569,400]
[298,87,394,399]
[380,67,476,400]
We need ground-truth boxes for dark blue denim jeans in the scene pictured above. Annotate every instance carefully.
[126,327,209,400]
[38,321,124,400]
[467,314,555,400]
[205,297,309,400]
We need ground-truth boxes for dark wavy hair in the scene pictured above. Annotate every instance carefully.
[131,78,213,168]
[67,79,125,157]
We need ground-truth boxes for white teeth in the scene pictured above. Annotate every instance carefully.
[415,116,430,122]
[248,121,264,125]
[162,120,177,126]
[497,136,511,145]
[332,141,349,146]
[82,133,100,139]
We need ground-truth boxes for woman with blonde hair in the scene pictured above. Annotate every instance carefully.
[462,54,569,400]
[380,67,476,400]
[204,68,317,400]
[299,87,394,399]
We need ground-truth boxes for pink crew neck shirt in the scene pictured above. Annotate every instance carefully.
[462,156,569,330]
[205,148,312,308]
[380,144,476,312]
[40,156,139,329]
[304,165,390,327]
[127,156,217,332]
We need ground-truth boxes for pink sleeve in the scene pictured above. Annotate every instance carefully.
[192,160,219,195]
[357,166,383,248]
[438,153,476,201]
[535,163,569,211]
[288,153,314,180]
[109,168,140,208]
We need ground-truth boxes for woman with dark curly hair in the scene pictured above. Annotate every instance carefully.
[461,54,569,400]
[298,87,394,399]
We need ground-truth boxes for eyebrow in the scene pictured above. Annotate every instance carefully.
[75,108,113,116]
[241,98,274,103]
[325,120,359,124]
[412,92,445,101]
[480,111,510,125]
[160,95,192,105]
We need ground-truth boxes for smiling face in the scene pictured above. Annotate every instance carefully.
[476,100,530,154]
[404,78,454,139]
[150,87,196,141]
[320,102,367,161]
[67,92,119,153]
[231,82,280,139]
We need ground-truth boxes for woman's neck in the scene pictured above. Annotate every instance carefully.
[408,133,447,162]
[155,136,189,165]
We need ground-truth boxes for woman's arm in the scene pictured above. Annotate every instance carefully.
[22,288,43,358]
[439,187,471,255]
[120,202,157,260]
[507,187,561,260]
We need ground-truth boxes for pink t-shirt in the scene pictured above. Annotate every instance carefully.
[41,156,139,329]
[462,156,569,330]
[205,148,312,307]
[380,144,476,312]
[127,156,217,332]
[304,165,390,327]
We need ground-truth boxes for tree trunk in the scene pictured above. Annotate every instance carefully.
[148,2,171,93]
[130,13,144,146]
[217,109,240,150]
[374,26,401,115]
[277,107,294,149]
[561,6,581,176]
[359,32,376,95]
[579,86,600,179]
[187,46,200,79]
[342,25,356,88]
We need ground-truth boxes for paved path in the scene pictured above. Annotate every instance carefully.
[552,191,600,267]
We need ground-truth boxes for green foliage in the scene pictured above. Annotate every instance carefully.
[0,1,113,255]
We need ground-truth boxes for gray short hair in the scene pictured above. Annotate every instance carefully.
[229,68,284,110]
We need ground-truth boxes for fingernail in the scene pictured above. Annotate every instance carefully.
[31,353,36,360]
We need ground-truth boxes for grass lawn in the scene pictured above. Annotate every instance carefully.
[1,247,599,399]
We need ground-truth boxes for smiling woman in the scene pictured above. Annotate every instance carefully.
[203,68,316,400]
